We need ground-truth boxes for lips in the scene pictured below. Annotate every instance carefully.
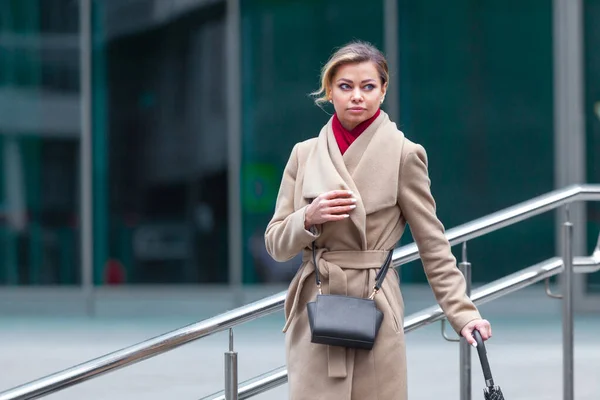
[348,107,366,111]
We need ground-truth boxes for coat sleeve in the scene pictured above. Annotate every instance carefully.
[264,143,320,262]
[398,144,481,333]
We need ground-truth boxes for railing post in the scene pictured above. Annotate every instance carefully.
[459,242,472,400]
[224,329,238,400]
[562,212,574,400]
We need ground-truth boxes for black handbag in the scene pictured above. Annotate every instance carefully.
[306,243,393,350]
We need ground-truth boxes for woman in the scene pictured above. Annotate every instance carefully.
[264,41,491,400]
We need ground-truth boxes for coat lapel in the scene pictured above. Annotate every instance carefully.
[326,125,368,248]
[302,111,404,249]
[301,123,348,198]
[349,113,404,215]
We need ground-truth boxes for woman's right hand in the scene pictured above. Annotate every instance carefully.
[304,190,357,230]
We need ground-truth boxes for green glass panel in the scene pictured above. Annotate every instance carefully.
[584,0,600,293]
[397,0,555,283]
[93,2,229,284]
[240,0,384,283]
[0,0,80,285]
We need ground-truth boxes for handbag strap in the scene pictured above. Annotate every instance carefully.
[312,242,393,297]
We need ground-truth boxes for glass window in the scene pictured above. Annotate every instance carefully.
[240,0,384,283]
[396,0,555,283]
[91,1,228,284]
[584,0,600,293]
[0,0,81,285]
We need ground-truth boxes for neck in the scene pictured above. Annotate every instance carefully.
[340,120,359,131]
[332,109,382,155]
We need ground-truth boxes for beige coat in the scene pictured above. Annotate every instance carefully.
[264,111,481,400]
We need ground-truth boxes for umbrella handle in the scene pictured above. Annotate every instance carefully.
[473,329,495,387]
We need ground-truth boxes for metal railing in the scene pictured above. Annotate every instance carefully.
[203,236,600,399]
[1,184,599,400]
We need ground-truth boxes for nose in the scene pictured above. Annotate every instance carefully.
[351,88,363,102]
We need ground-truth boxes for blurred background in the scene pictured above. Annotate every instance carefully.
[1,0,600,399]
[0,0,598,290]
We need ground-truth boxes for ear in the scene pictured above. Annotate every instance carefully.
[381,82,388,97]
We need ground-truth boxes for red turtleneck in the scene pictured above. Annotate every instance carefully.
[332,109,381,155]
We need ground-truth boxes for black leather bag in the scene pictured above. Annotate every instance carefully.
[306,243,393,350]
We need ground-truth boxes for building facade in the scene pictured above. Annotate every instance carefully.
[0,0,598,304]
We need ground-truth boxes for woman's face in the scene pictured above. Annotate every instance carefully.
[329,61,387,131]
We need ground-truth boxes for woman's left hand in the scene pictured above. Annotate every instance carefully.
[460,319,492,347]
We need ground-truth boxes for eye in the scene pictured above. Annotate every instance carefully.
[364,84,375,90]
[339,83,351,90]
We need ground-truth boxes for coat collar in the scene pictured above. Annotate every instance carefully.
[302,111,405,249]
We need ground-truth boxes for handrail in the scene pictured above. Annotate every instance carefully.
[0,291,287,400]
[208,366,288,400]
[1,184,599,400]
[201,251,600,400]
[391,183,600,267]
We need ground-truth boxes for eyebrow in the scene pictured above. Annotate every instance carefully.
[336,78,377,84]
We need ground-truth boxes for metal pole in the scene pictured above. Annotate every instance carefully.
[383,0,400,122]
[226,0,243,305]
[553,0,587,311]
[79,0,94,315]
[459,242,472,400]
[224,329,238,400]
[562,213,574,400]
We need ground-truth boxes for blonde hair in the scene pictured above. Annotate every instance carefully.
[312,41,389,106]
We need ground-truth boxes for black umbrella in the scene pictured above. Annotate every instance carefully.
[473,329,506,400]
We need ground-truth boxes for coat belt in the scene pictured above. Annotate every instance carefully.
[285,249,391,378]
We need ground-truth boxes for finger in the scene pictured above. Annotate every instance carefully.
[322,190,354,200]
[323,213,350,222]
[326,197,357,207]
[475,323,491,340]
[483,322,492,340]
[463,329,477,347]
[479,321,492,340]
[324,205,357,214]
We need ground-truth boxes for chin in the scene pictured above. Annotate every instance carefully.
[347,114,368,123]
